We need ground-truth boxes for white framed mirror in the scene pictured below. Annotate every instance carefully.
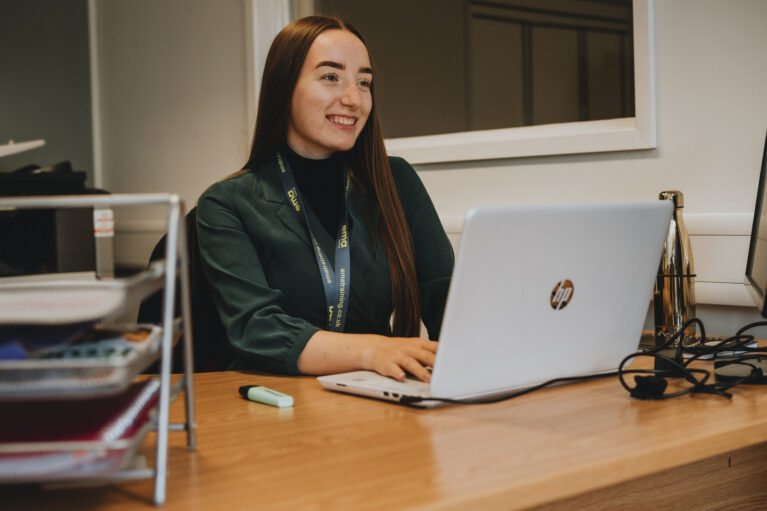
[246,0,655,164]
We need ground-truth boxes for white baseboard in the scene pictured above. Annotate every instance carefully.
[113,212,758,308]
[696,282,754,307]
[441,211,756,308]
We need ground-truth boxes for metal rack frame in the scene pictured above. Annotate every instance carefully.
[0,193,196,505]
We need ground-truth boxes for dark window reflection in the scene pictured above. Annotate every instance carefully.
[317,0,635,138]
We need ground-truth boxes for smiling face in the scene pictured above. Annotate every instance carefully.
[286,29,373,159]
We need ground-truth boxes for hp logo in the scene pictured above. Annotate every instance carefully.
[550,279,574,310]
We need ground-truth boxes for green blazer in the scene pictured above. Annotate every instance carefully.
[196,155,454,374]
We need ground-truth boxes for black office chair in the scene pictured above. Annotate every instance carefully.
[137,207,233,372]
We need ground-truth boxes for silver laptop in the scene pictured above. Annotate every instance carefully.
[318,200,673,405]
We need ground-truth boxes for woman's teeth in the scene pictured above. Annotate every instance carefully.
[328,116,355,126]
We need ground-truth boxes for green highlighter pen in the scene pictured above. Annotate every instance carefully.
[238,385,294,408]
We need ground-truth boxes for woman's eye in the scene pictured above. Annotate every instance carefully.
[359,79,372,89]
[320,73,338,82]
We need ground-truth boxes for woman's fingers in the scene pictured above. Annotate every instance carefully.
[413,346,436,369]
[419,339,439,353]
[400,356,432,383]
[370,337,439,382]
[387,363,407,381]
[395,345,435,382]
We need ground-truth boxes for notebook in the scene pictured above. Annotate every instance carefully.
[318,200,673,405]
[0,378,160,480]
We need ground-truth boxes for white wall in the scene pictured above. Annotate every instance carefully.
[92,0,250,261]
[408,0,767,322]
[93,0,767,335]
[415,0,766,214]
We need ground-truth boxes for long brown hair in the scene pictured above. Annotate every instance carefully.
[243,16,421,337]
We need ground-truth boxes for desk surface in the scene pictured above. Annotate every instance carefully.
[6,363,767,510]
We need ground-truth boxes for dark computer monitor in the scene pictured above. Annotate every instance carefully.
[745,130,767,318]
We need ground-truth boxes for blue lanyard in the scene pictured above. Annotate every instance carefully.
[275,152,351,332]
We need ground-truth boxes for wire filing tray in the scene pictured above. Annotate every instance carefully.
[0,194,196,505]
[0,324,164,400]
[0,262,165,325]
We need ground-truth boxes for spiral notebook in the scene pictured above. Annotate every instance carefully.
[0,378,160,480]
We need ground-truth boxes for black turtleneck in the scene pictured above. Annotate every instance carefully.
[282,145,346,237]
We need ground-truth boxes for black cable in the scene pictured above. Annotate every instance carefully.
[400,371,619,405]
[618,317,767,400]
[402,319,767,405]
[736,321,767,338]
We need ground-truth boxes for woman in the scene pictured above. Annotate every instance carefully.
[197,16,454,382]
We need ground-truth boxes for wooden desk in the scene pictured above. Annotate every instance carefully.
[5,366,767,510]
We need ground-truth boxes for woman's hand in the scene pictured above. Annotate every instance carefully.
[360,337,437,382]
[297,331,438,382]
